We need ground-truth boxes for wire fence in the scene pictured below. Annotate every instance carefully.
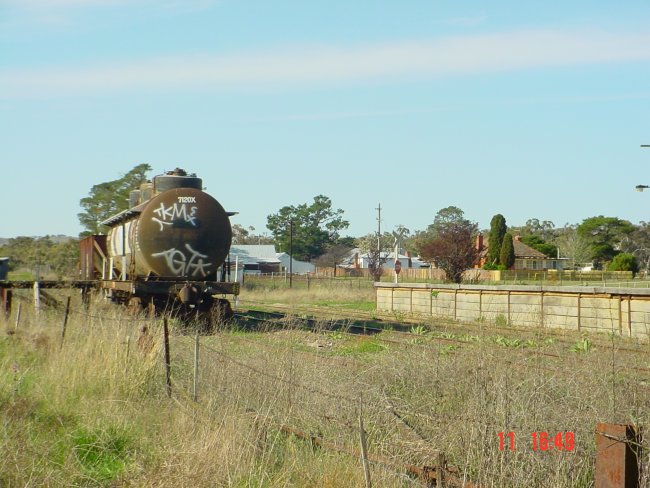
[4,289,649,487]
[240,269,648,288]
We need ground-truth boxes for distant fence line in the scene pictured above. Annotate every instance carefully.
[241,273,374,290]
[245,268,640,288]
[315,267,447,281]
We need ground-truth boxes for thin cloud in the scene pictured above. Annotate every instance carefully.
[4,0,126,8]
[4,0,216,9]
[441,15,488,27]
[2,29,650,98]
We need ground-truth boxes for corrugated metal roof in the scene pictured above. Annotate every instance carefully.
[276,252,315,273]
[101,201,147,227]
[230,245,280,265]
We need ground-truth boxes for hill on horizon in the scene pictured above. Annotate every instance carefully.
[0,235,75,247]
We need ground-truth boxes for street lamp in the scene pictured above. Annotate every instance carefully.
[637,146,649,190]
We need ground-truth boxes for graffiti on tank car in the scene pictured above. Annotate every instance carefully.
[151,243,213,277]
[152,201,198,231]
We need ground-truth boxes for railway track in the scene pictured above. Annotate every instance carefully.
[234,300,650,356]
[231,303,650,384]
[229,306,650,390]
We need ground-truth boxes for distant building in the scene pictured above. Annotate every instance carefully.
[276,252,315,274]
[476,234,568,271]
[228,245,314,274]
[339,248,430,270]
[229,245,281,273]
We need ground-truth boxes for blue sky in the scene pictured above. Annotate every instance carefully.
[2,0,649,239]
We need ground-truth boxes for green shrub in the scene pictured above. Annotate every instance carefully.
[607,253,639,275]
[570,338,593,353]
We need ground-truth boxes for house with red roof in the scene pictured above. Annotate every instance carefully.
[476,235,568,271]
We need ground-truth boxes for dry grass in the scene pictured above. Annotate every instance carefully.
[3,289,650,487]
[238,280,375,312]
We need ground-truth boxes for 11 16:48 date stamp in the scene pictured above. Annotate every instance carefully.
[498,431,575,451]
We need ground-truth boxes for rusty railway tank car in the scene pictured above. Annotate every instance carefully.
[80,168,239,325]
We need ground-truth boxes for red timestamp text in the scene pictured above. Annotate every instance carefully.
[498,431,575,451]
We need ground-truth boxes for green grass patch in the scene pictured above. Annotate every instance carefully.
[7,271,34,280]
[335,338,387,356]
[492,335,538,348]
[71,426,133,483]
[314,300,376,311]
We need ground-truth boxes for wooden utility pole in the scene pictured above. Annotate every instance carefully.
[375,203,382,252]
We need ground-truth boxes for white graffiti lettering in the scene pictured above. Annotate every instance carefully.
[152,243,213,277]
[152,202,198,231]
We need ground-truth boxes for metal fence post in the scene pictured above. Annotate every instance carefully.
[193,331,200,402]
[595,423,641,488]
[59,297,71,350]
[163,318,172,397]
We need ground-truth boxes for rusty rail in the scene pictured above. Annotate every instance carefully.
[273,421,481,487]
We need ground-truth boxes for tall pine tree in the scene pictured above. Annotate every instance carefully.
[499,233,515,269]
[488,214,507,265]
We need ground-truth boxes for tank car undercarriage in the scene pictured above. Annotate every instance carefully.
[100,278,238,332]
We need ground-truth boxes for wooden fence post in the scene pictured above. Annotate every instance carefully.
[358,413,372,488]
[595,423,641,488]
[163,318,172,397]
[193,331,200,402]
[14,302,21,332]
[59,297,71,350]
[436,451,446,488]
[33,281,40,318]
[125,334,131,374]
[1,288,11,319]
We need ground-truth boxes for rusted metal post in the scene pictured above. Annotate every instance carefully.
[595,423,641,488]
[163,318,172,397]
[1,287,11,319]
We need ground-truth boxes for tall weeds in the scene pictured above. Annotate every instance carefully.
[2,289,650,487]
